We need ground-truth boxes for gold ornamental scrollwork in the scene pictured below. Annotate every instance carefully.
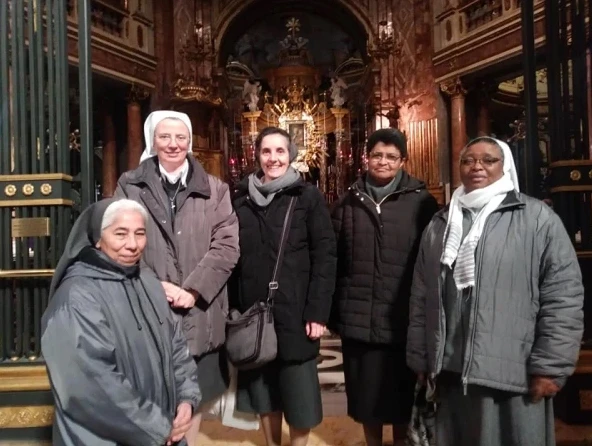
[588,169,592,180]
[4,184,16,197]
[22,183,34,196]
[0,405,54,428]
[440,77,468,97]
[570,170,582,181]
[171,76,222,106]
[40,183,52,195]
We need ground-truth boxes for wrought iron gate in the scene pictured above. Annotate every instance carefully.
[0,0,71,365]
[0,0,92,439]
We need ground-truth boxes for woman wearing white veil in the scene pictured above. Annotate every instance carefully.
[115,110,240,445]
[406,136,584,446]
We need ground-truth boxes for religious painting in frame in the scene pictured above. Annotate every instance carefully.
[288,122,306,152]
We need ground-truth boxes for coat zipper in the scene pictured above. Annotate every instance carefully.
[435,266,447,375]
[356,189,403,215]
[460,216,491,395]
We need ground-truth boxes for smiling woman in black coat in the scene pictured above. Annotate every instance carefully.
[330,128,438,446]
[230,127,336,446]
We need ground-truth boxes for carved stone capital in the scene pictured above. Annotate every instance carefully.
[440,77,467,97]
[127,84,150,104]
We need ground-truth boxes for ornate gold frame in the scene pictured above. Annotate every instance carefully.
[279,111,315,161]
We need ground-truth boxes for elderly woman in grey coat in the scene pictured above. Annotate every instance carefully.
[42,198,200,446]
[115,111,240,445]
[406,136,584,446]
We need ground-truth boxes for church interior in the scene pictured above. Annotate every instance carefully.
[1,0,592,444]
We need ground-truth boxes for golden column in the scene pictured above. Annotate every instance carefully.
[331,107,349,197]
[242,111,262,168]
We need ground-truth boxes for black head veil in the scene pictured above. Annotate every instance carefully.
[48,198,118,299]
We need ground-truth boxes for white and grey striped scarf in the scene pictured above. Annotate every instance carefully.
[441,139,520,289]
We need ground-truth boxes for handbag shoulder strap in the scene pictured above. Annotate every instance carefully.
[267,196,297,303]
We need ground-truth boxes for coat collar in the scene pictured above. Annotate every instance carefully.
[126,155,211,198]
[436,190,525,222]
[232,172,305,200]
[349,170,426,195]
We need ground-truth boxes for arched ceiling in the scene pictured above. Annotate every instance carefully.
[217,0,369,71]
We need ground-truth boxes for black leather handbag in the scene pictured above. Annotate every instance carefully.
[226,196,297,371]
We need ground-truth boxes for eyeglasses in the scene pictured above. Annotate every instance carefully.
[369,152,402,164]
[460,157,501,167]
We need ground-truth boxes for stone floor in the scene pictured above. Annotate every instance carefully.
[3,337,592,445]
[195,392,592,446]
[192,336,592,445]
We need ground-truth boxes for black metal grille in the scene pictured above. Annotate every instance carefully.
[0,0,71,363]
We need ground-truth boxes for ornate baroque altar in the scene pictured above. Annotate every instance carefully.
[234,18,354,202]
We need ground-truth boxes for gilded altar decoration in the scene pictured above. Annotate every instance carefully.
[259,75,334,180]
[227,14,362,199]
[234,17,354,197]
[172,75,222,106]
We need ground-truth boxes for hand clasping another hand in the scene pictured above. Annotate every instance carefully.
[161,281,197,309]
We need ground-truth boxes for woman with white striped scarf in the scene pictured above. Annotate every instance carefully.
[406,136,584,446]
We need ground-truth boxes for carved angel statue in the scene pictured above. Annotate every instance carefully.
[243,79,261,112]
[330,76,348,108]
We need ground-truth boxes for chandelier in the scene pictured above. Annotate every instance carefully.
[171,1,221,105]
[368,20,402,59]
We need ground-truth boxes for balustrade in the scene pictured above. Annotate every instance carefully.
[66,0,154,55]
[433,0,538,52]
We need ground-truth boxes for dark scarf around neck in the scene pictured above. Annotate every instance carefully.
[365,169,403,202]
[78,246,140,278]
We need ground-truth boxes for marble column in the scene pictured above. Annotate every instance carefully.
[441,77,468,188]
[126,85,149,170]
[477,91,492,137]
[101,106,117,198]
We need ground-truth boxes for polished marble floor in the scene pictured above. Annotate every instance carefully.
[4,337,591,445]
[197,400,592,446]
[194,336,592,445]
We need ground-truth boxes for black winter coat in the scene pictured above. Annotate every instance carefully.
[330,171,438,345]
[230,178,337,363]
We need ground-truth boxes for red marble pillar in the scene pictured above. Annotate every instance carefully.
[102,107,117,198]
[477,97,491,137]
[441,78,468,188]
[126,85,148,170]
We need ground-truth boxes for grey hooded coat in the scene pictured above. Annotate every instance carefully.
[42,258,201,446]
[406,192,584,393]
